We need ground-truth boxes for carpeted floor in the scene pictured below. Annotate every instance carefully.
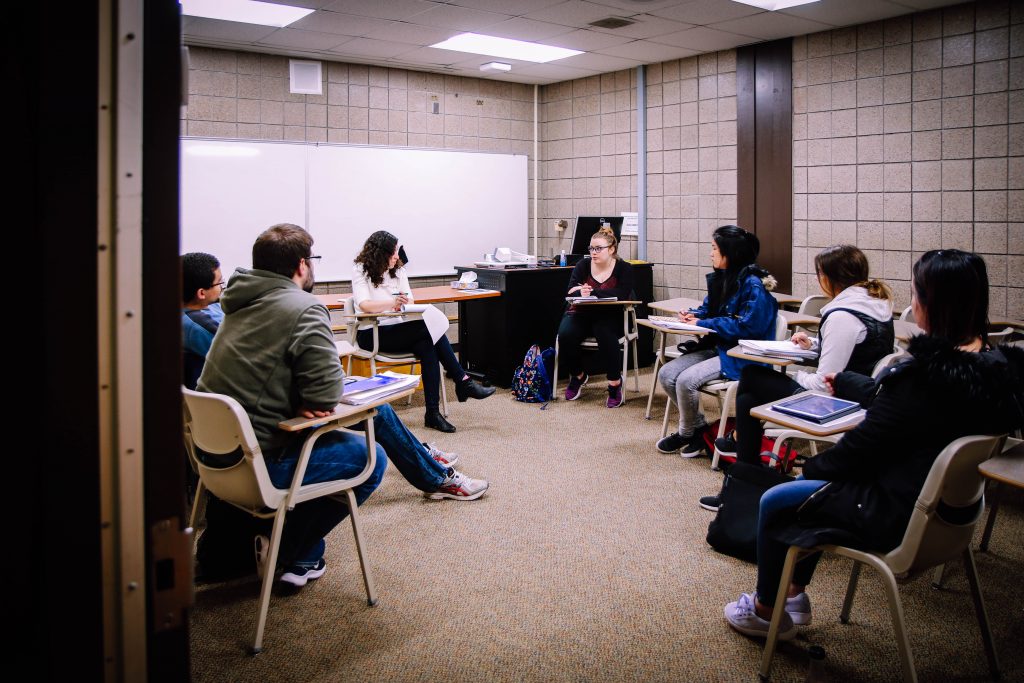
[191,370,1024,682]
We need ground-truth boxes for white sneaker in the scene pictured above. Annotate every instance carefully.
[426,470,488,500]
[724,592,797,640]
[785,591,812,626]
[424,442,459,468]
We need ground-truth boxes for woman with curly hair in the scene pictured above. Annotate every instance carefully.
[352,230,494,433]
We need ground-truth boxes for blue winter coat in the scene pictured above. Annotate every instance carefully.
[690,266,778,380]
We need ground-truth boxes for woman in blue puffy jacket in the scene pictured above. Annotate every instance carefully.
[655,225,778,456]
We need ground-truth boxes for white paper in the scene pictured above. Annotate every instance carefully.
[621,211,639,236]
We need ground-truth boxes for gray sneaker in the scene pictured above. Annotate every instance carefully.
[724,592,797,640]
[424,442,459,468]
[426,470,489,501]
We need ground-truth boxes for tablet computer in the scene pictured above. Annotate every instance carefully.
[771,394,862,424]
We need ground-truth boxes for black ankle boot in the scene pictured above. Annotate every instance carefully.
[425,409,456,433]
[455,377,496,402]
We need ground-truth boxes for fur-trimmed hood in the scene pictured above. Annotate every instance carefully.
[895,335,1024,423]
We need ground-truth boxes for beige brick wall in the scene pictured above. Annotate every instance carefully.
[792,0,1024,317]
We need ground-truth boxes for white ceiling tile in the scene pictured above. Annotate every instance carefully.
[587,14,695,39]
[648,0,761,25]
[289,11,395,36]
[326,38,420,58]
[478,17,577,41]
[262,0,337,8]
[546,28,635,50]
[183,17,278,42]
[446,0,565,15]
[778,0,914,28]
[391,46,475,66]
[894,0,963,9]
[513,62,603,80]
[411,4,514,31]
[362,20,459,46]
[711,11,833,40]
[651,25,755,51]
[256,28,353,50]
[597,39,697,62]
[523,0,634,27]
[320,0,440,21]
[590,0,686,12]
[555,51,642,71]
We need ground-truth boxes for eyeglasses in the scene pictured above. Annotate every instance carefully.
[210,280,226,289]
[305,255,322,264]
[588,245,610,253]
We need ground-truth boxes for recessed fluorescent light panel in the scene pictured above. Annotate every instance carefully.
[731,0,820,9]
[180,0,314,27]
[480,62,512,72]
[430,33,582,63]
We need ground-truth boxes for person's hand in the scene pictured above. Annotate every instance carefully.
[395,294,410,306]
[822,373,837,395]
[677,311,698,324]
[580,284,593,297]
[300,407,333,418]
[791,332,812,350]
[568,285,582,295]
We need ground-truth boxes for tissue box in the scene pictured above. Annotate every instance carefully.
[450,281,479,290]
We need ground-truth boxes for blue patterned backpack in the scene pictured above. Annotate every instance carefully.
[511,344,555,404]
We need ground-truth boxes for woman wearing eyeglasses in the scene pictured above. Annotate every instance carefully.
[559,226,636,408]
[353,230,494,433]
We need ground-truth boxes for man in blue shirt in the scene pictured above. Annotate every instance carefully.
[182,252,225,390]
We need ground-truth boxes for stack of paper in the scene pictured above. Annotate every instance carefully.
[566,296,617,303]
[340,372,421,405]
[647,315,712,333]
[738,339,818,360]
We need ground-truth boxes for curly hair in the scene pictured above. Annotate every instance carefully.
[354,230,400,287]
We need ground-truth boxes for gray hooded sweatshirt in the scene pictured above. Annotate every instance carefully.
[198,267,343,456]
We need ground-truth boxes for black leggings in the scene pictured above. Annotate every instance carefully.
[557,310,624,381]
[357,320,464,411]
[735,365,804,465]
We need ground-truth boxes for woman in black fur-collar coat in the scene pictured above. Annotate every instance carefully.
[722,249,1024,641]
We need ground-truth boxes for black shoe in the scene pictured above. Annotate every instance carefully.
[680,426,709,458]
[714,435,737,457]
[455,378,496,402]
[656,432,688,453]
[425,410,456,433]
[699,494,722,512]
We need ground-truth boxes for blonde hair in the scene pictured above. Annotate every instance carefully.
[593,226,620,260]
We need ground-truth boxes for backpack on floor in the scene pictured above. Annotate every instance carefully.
[706,462,794,563]
[511,344,555,404]
[701,418,800,473]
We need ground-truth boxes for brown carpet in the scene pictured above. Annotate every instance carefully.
[191,370,1024,682]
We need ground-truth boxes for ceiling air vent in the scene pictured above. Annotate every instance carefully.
[589,17,635,29]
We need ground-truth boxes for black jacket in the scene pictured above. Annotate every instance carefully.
[771,336,1024,553]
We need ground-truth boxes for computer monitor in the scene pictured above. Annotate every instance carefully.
[570,216,624,256]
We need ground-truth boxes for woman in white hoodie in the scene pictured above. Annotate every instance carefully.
[699,245,894,511]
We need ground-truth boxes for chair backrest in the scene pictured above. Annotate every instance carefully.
[898,305,915,322]
[182,387,286,513]
[870,348,907,378]
[884,434,1005,576]
[798,294,830,317]
[774,313,789,341]
[987,326,1014,343]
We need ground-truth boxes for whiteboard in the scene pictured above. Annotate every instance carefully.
[180,138,528,282]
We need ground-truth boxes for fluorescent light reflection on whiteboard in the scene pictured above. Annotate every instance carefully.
[180,0,314,27]
[185,145,261,158]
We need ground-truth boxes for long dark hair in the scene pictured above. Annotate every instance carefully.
[354,230,399,288]
[708,225,762,314]
[912,249,989,346]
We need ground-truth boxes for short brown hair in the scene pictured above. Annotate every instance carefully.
[253,223,313,278]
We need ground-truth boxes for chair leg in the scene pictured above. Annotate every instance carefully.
[760,545,802,681]
[873,558,917,683]
[631,337,640,393]
[979,482,1001,552]
[251,508,288,654]
[711,382,737,470]
[645,333,665,419]
[662,396,672,438]
[188,481,207,536]
[839,561,862,624]
[552,337,560,400]
[439,362,449,417]
[962,548,1001,679]
[346,488,378,607]
[930,563,948,589]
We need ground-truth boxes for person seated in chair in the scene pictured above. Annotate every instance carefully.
[721,249,1024,640]
[194,228,488,587]
[558,226,636,408]
[352,230,495,433]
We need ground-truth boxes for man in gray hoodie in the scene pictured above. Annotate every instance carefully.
[199,224,485,587]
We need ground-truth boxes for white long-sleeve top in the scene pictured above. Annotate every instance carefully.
[351,263,413,330]
[793,286,893,392]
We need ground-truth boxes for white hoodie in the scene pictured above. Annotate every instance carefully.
[793,285,893,392]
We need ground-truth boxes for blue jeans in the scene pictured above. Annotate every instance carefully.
[265,429,387,568]
[357,404,448,491]
[755,478,827,606]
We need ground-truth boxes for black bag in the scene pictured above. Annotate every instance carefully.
[196,494,273,581]
[706,462,794,563]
